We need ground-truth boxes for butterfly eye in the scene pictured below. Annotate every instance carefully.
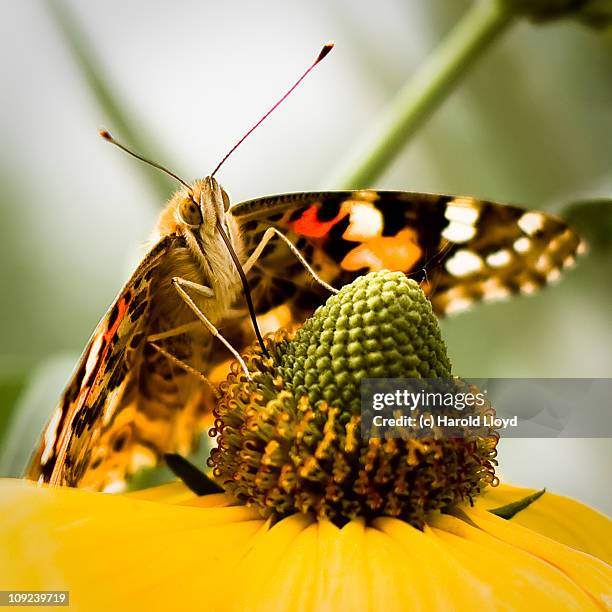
[178,198,203,227]
[221,189,231,212]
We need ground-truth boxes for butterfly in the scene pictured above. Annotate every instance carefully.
[25,43,585,492]
[26,184,584,491]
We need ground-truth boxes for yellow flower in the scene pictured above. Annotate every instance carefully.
[0,479,611,611]
[2,271,610,610]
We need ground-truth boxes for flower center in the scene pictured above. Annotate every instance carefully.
[209,271,498,527]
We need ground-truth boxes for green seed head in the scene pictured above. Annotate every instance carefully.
[278,271,451,413]
[209,271,498,527]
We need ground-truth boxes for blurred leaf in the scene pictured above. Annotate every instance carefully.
[46,0,175,201]
[562,199,612,251]
[327,0,515,188]
[0,371,30,444]
[0,354,76,478]
[126,463,176,491]
[127,433,213,491]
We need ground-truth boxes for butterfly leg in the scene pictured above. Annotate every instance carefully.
[242,227,339,294]
[171,277,253,381]
[148,341,220,397]
[146,321,201,343]
[168,278,214,299]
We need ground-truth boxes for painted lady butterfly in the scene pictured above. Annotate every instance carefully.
[27,186,583,491]
[26,45,584,492]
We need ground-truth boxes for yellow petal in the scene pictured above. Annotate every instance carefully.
[0,479,262,611]
[363,527,418,612]
[231,513,314,610]
[315,519,370,610]
[125,480,195,503]
[464,506,612,609]
[128,481,240,509]
[2,478,611,611]
[374,517,480,610]
[249,521,320,611]
[477,483,612,564]
[430,513,599,610]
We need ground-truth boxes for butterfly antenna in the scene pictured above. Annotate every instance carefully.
[99,129,191,190]
[210,41,334,178]
[216,220,270,358]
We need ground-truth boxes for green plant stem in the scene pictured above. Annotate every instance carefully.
[327,0,516,189]
[46,0,175,200]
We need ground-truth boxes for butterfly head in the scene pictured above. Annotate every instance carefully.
[175,176,231,236]
[99,131,232,239]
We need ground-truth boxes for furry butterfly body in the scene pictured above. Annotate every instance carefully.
[28,177,244,490]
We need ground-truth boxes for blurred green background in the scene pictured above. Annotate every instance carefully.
[0,1,610,511]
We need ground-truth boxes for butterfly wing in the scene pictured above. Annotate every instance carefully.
[231,190,584,318]
[26,235,216,491]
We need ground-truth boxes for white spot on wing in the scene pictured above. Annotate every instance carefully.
[513,237,531,254]
[482,278,511,302]
[520,281,538,295]
[445,250,483,277]
[41,405,63,465]
[445,296,474,315]
[444,198,480,224]
[442,221,476,243]
[547,268,561,283]
[535,254,552,273]
[342,203,383,242]
[563,255,576,269]
[84,333,105,387]
[130,448,156,472]
[103,385,126,426]
[486,249,512,268]
[518,212,545,236]
[102,480,126,494]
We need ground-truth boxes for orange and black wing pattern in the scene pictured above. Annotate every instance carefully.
[26,236,194,491]
[232,190,584,320]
